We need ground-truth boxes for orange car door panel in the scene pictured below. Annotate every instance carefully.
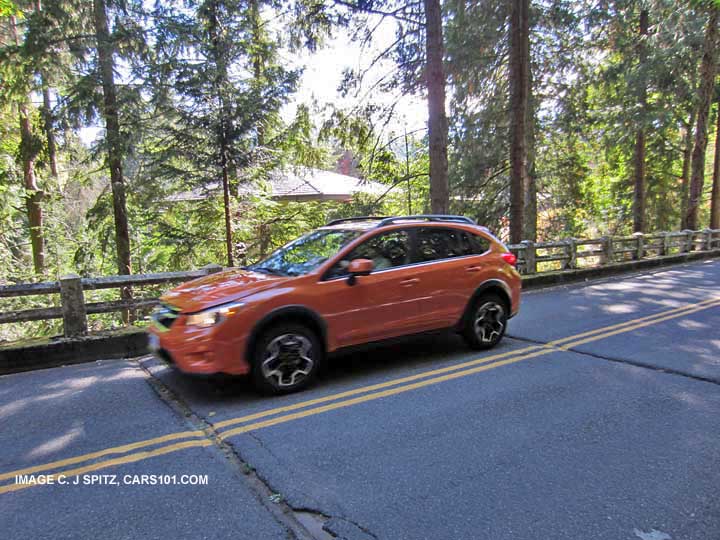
[319,270,427,347]
[318,228,429,347]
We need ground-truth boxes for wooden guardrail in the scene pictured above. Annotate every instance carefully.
[0,264,223,338]
[1,229,719,339]
[507,229,720,275]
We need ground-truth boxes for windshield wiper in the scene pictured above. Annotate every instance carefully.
[249,266,287,276]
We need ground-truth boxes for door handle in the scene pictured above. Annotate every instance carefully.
[465,265,482,273]
[400,278,420,286]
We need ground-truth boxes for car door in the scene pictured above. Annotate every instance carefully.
[318,229,428,347]
[409,227,491,328]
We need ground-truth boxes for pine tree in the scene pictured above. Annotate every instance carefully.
[5,11,46,274]
[632,9,649,233]
[509,0,530,243]
[92,0,132,280]
[711,94,720,229]
[687,4,719,230]
[424,0,449,214]
[148,0,298,266]
[317,1,449,214]
[680,107,697,229]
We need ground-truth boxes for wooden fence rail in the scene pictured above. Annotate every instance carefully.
[1,229,719,338]
[0,264,223,337]
[508,229,720,275]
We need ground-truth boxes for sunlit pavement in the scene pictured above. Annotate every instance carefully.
[0,361,289,540]
[2,259,720,540]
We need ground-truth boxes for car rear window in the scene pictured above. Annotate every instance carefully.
[415,228,491,262]
[465,232,490,254]
[416,228,467,261]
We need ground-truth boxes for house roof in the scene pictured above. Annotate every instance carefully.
[259,167,385,201]
[167,167,386,203]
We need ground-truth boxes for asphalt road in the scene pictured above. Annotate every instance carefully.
[2,259,720,540]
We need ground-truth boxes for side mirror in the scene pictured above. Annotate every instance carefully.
[346,258,374,286]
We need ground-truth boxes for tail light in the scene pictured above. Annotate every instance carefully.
[501,252,517,266]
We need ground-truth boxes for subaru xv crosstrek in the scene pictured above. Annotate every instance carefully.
[149,215,521,394]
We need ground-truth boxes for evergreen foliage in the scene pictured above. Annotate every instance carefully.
[2,0,720,339]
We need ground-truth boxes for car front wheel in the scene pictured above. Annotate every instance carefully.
[462,294,508,350]
[251,323,322,394]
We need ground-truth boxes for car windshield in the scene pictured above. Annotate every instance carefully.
[248,229,362,276]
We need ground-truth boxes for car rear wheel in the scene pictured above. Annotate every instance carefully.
[462,293,508,350]
[251,323,322,395]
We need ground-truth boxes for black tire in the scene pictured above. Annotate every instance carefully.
[461,293,508,350]
[251,323,323,395]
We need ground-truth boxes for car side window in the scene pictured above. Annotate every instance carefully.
[458,232,475,256]
[326,230,412,278]
[416,228,468,262]
[465,232,490,255]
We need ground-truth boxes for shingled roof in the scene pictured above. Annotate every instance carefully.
[167,167,385,203]
[259,167,385,201]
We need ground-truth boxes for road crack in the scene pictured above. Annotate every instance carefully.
[136,358,382,540]
[507,334,720,387]
[323,516,379,540]
[506,334,550,346]
[561,347,720,386]
[135,357,324,540]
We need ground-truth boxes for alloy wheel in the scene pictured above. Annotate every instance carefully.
[473,301,505,344]
[260,333,315,388]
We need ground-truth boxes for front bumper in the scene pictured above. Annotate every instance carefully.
[148,321,251,376]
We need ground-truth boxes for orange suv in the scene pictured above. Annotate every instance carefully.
[148,215,521,393]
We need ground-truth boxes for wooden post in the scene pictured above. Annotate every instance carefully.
[60,274,87,337]
[682,229,694,253]
[703,229,713,251]
[602,236,614,265]
[521,240,536,274]
[633,232,644,260]
[566,238,577,269]
[660,232,670,256]
[202,263,223,275]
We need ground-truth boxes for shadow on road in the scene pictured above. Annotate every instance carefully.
[141,330,511,419]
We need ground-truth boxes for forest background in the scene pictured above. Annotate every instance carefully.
[2,0,720,339]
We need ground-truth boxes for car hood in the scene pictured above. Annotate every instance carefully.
[161,268,291,313]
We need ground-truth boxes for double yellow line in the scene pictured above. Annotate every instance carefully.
[2,296,719,495]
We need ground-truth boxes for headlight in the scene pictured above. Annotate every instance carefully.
[185,301,245,328]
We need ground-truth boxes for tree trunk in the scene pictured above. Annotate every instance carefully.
[11,15,45,275]
[509,0,530,243]
[711,95,720,229]
[208,0,235,267]
[524,65,537,242]
[680,107,697,229]
[687,7,719,230]
[221,137,235,267]
[405,128,413,215]
[632,9,649,233]
[424,0,449,214]
[93,0,132,318]
[19,105,46,274]
[32,1,58,180]
[632,130,647,231]
[250,0,265,149]
[524,157,537,241]
[41,80,58,179]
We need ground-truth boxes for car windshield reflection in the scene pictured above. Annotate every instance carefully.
[248,229,362,276]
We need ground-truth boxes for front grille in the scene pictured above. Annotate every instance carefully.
[152,303,180,331]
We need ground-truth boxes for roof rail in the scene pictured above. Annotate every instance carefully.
[377,215,476,227]
[325,216,390,226]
